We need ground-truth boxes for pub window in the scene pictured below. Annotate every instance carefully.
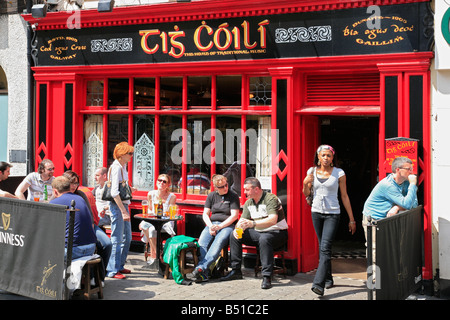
[107,114,129,167]
[187,76,211,108]
[249,76,272,106]
[216,75,241,108]
[108,78,129,108]
[161,76,183,109]
[159,115,183,192]
[133,115,155,191]
[185,115,211,194]
[86,80,104,107]
[83,114,103,187]
[134,77,156,108]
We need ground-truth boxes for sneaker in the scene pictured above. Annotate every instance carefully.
[191,268,208,283]
[311,285,324,296]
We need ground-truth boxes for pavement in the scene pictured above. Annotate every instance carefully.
[0,250,443,308]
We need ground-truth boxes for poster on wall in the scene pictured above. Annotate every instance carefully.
[34,2,432,66]
[385,137,419,174]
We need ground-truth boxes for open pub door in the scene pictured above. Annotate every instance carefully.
[300,115,320,272]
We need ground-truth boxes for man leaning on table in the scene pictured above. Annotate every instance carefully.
[221,177,288,289]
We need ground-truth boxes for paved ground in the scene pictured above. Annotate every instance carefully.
[1,250,443,308]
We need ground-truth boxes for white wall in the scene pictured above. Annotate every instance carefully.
[0,14,29,176]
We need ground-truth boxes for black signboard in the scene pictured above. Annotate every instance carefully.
[34,2,431,66]
[0,198,66,300]
[375,206,423,300]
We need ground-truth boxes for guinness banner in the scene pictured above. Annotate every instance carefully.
[0,198,67,300]
[35,2,432,66]
[375,206,423,300]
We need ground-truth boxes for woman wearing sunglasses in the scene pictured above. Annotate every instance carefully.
[139,174,177,267]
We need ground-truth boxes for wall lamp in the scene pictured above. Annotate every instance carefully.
[98,0,114,12]
[31,3,48,18]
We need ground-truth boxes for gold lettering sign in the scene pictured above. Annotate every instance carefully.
[39,36,87,61]
[343,15,414,46]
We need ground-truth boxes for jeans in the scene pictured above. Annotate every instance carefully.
[66,243,96,260]
[311,212,340,289]
[196,222,233,274]
[229,228,287,277]
[95,225,112,280]
[106,202,132,277]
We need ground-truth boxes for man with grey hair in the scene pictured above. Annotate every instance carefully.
[363,156,418,223]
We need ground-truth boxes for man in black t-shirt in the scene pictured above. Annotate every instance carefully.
[190,175,240,282]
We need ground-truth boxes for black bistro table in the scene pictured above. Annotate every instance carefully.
[134,214,183,274]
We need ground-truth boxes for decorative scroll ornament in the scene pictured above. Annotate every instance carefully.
[83,132,103,187]
[275,25,332,43]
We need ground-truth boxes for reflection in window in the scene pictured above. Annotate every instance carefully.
[107,114,128,167]
[217,75,241,107]
[134,78,155,107]
[160,115,183,192]
[86,80,104,107]
[185,115,211,194]
[216,116,254,196]
[133,116,155,191]
[161,77,182,108]
[249,76,272,106]
[248,115,272,191]
[187,76,211,108]
[83,115,103,187]
[108,78,129,107]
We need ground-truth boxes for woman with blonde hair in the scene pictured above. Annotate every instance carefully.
[106,141,136,279]
[140,173,177,267]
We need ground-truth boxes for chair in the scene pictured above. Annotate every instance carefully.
[254,246,287,278]
[80,257,103,300]
[164,246,199,279]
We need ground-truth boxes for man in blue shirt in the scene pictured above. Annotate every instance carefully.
[50,176,97,260]
[363,156,418,241]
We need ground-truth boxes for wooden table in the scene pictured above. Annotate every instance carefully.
[134,214,183,274]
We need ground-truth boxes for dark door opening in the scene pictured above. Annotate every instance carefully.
[319,116,379,245]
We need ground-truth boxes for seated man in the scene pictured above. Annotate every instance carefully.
[15,159,55,201]
[50,176,97,260]
[221,177,288,289]
[190,175,239,282]
[0,161,16,198]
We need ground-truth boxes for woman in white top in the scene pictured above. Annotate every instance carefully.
[106,142,136,279]
[302,145,356,296]
[139,174,176,265]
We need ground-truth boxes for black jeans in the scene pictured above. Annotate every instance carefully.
[311,212,340,289]
[229,228,288,277]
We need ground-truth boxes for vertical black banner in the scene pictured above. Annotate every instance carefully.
[375,206,423,300]
[0,198,66,300]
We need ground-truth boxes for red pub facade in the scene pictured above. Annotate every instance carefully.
[23,0,434,281]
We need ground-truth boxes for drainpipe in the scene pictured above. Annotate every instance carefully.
[25,0,34,174]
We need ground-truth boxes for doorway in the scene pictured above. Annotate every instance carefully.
[319,116,379,247]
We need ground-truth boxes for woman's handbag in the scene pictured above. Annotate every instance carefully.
[102,166,133,202]
[305,167,314,206]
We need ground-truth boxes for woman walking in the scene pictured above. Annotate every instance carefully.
[302,144,356,296]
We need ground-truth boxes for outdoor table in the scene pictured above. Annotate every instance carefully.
[134,213,183,275]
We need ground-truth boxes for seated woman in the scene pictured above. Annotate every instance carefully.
[139,174,177,266]
[190,174,240,282]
